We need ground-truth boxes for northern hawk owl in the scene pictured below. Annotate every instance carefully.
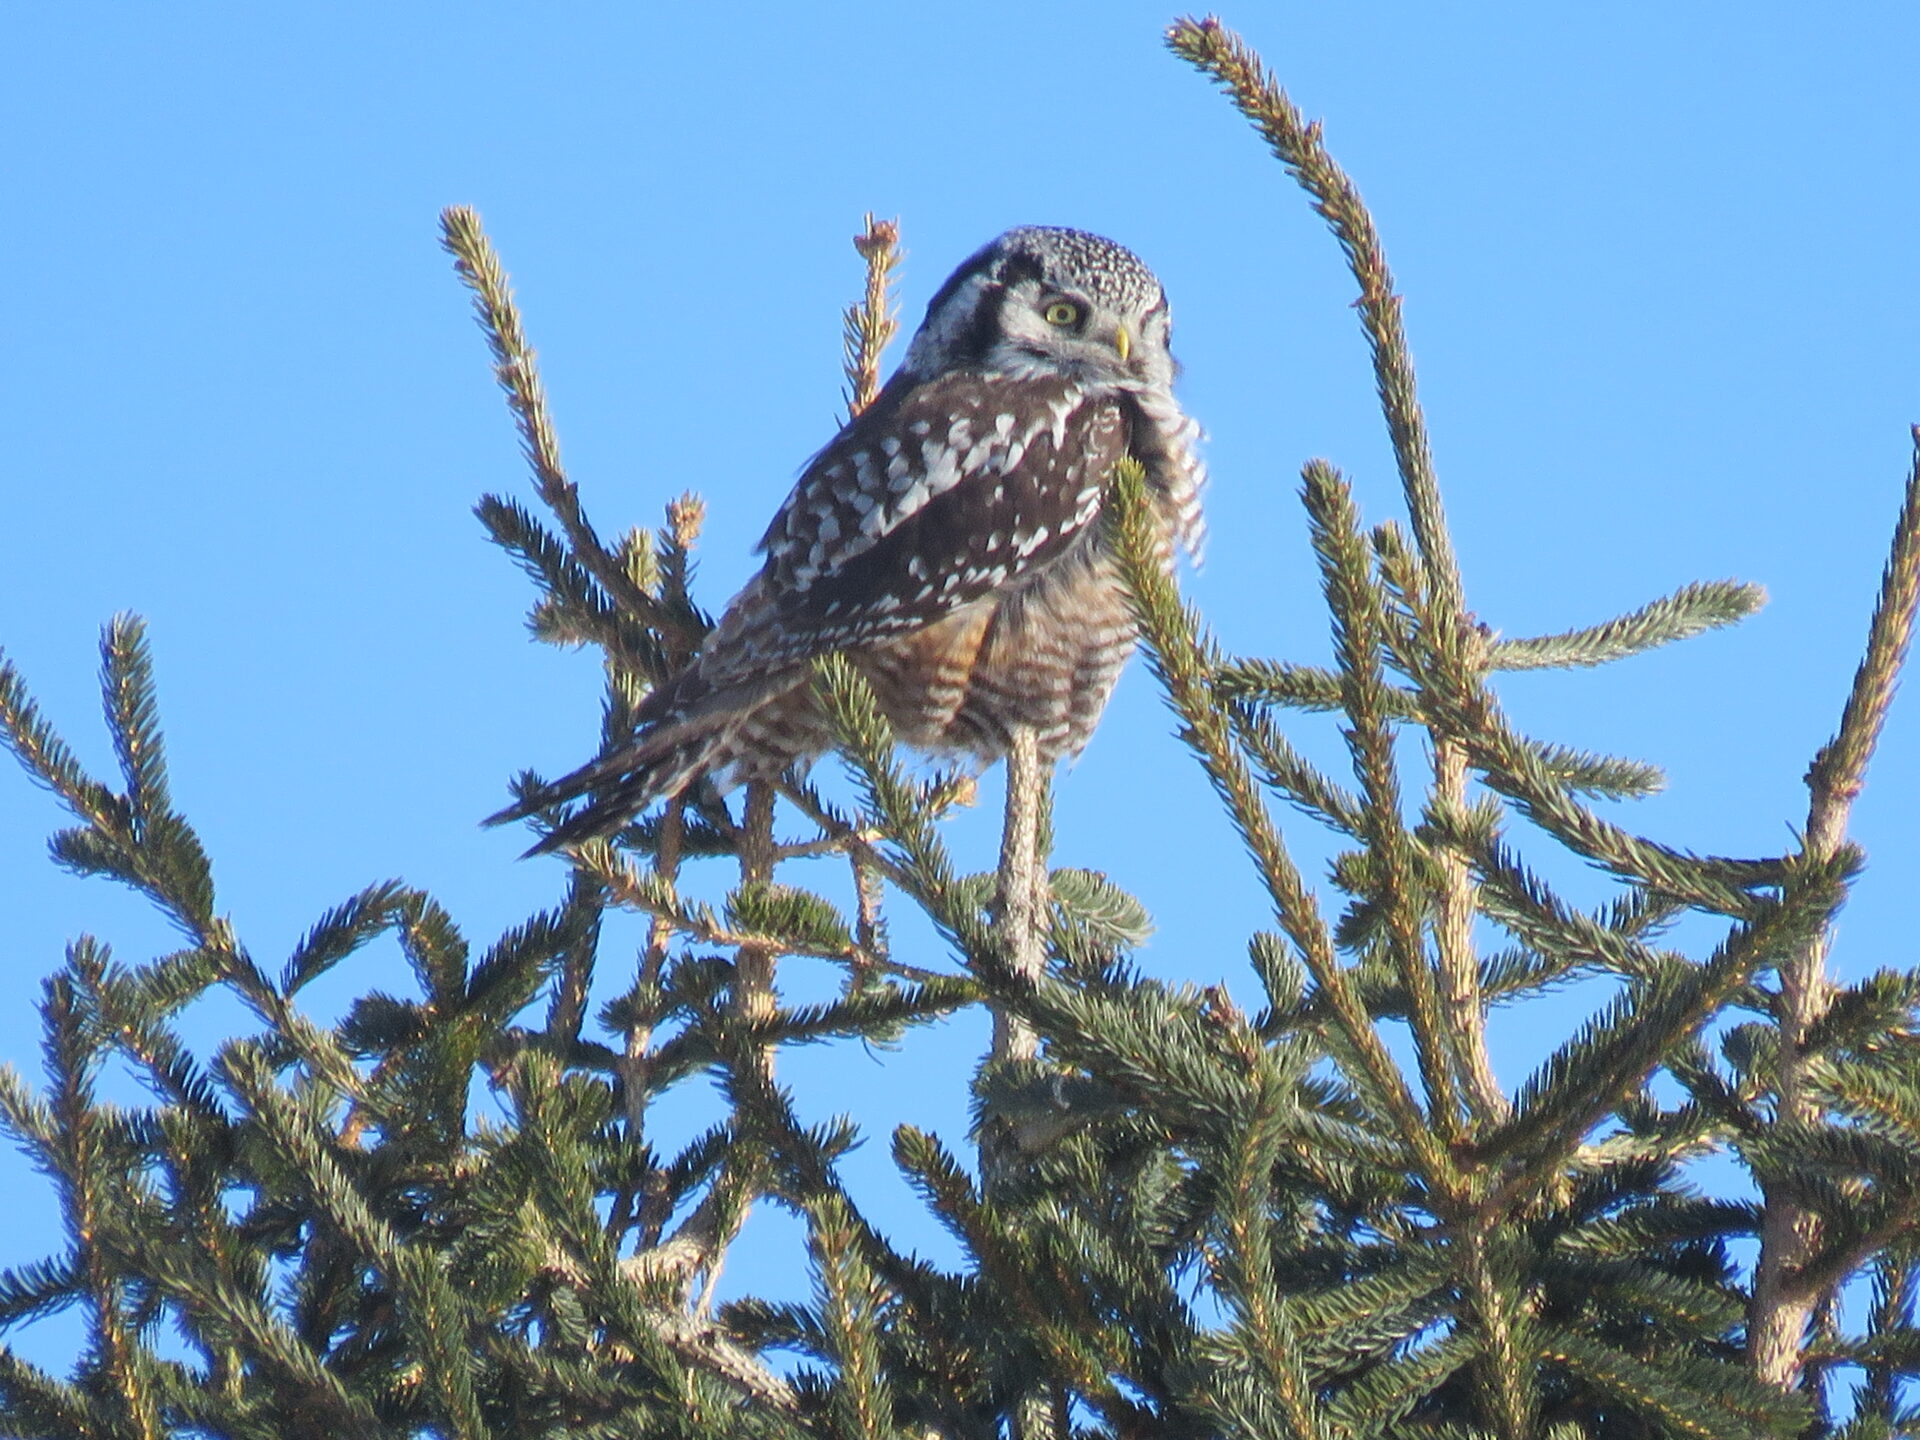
[502,226,1204,853]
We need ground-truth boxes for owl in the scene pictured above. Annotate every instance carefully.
[499,226,1204,854]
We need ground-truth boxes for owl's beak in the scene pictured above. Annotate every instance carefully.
[1113,324,1132,364]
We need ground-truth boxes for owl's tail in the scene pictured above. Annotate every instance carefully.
[486,667,807,856]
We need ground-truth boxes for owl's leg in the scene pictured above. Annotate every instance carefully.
[990,723,1050,1064]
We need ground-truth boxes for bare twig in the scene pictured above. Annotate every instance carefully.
[991,725,1049,1066]
[690,782,782,1315]
[605,797,684,1255]
[776,775,929,896]
[643,1299,801,1413]
[734,782,781,1083]
[1433,736,1506,1122]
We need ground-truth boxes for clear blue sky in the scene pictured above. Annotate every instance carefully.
[4,2,1918,1373]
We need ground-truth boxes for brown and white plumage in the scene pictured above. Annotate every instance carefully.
[498,226,1204,853]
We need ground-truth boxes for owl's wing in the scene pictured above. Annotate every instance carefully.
[493,373,1131,847]
[747,369,1129,661]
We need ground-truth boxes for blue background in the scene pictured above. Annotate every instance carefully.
[4,2,1917,1376]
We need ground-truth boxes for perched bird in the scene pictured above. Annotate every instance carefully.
[499,226,1204,854]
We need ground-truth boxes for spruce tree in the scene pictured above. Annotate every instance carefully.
[3,16,1919,1438]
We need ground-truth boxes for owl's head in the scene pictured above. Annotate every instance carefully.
[901,226,1175,390]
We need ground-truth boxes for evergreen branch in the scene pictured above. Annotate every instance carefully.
[1810,431,1920,850]
[1304,460,1463,1143]
[1215,655,1417,718]
[1552,1197,1763,1258]
[808,656,989,960]
[589,845,884,967]
[39,970,165,1440]
[774,772,926,902]
[987,722,1051,1071]
[280,879,413,995]
[395,889,472,1012]
[1012,979,1264,1142]
[621,803,737,860]
[639,1303,802,1416]
[1864,1242,1919,1419]
[1485,858,1852,1202]
[264,1007,372,1122]
[493,1057,803,1419]
[616,520,662,600]
[1286,1251,1454,1363]
[1542,1325,1808,1440]
[1374,526,1782,918]
[842,214,901,420]
[654,492,712,644]
[1048,868,1154,949]
[726,881,855,957]
[1754,430,1920,1389]
[75,942,228,1123]
[440,205,696,650]
[1354,520,1508,1123]
[1226,697,1368,835]
[476,487,613,623]
[1209,1060,1329,1440]
[467,900,584,1033]
[0,1348,105,1438]
[611,792,683,1172]
[1523,739,1665,800]
[771,829,879,863]
[1319,1328,1481,1438]
[1804,968,1920,1055]
[807,1193,897,1440]
[106,1188,384,1436]
[1167,16,1469,635]
[1547,1253,1744,1334]
[1787,1197,1920,1314]
[221,1044,491,1439]
[1819,1052,1920,1145]
[1747,1113,1920,1294]
[891,1126,1119,1414]
[1459,1226,1539,1440]
[0,1064,61,1167]
[13,619,223,940]
[1451,822,1678,984]
[98,615,171,830]
[474,492,664,674]
[0,648,121,832]
[0,1252,82,1330]
[685,781,783,1317]
[647,979,975,1090]
[1469,715,1772,911]
[1476,945,1597,1006]
[1109,459,1452,1189]
[762,979,976,1050]
[1489,580,1765,670]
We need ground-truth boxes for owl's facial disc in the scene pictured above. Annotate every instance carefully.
[899,226,1173,387]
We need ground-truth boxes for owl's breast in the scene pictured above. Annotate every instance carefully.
[850,535,1138,762]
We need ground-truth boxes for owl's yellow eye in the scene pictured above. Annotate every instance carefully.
[1043,300,1081,327]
